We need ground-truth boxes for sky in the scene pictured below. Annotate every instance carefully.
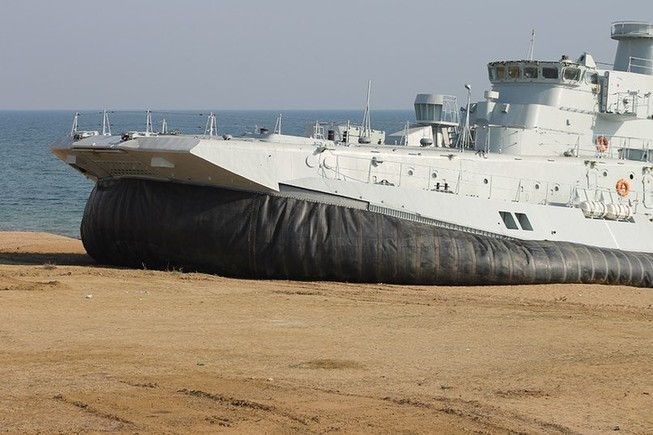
[0,0,651,110]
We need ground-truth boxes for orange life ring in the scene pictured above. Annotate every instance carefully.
[616,178,630,197]
[596,136,609,153]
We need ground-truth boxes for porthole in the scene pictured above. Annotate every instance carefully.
[534,183,540,190]
[629,173,635,180]
[602,170,609,177]
[431,172,437,179]
[483,178,489,184]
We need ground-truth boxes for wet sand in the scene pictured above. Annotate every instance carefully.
[1,231,652,433]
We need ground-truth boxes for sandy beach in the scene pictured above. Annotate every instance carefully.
[1,231,652,434]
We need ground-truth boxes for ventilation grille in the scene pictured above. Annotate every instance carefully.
[368,204,512,239]
[107,162,156,177]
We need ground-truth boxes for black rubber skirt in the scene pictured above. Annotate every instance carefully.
[80,178,653,287]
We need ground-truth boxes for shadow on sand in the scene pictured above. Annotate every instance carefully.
[0,251,95,266]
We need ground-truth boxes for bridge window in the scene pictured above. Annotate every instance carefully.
[489,63,563,83]
[508,65,521,79]
[542,67,559,79]
[563,67,581,81]
[489,65,506,81]
[524,66,538,79]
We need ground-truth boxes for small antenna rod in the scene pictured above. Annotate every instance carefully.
[361,80,372,140]
[102,110,111,136]
[527,29,535,61]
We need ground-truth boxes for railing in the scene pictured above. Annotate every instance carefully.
[611,21,653,38]
[594,134,653,161]
[626,56,653,75]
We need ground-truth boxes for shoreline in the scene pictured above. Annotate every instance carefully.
[1,231,652,433]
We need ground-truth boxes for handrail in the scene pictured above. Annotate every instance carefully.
[611,21,653,38]
[627,56,653,74]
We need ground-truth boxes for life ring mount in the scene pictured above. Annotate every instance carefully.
[616,178,630,197]
[596,136,609,153]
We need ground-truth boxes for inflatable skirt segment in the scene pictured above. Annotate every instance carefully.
[81,179,653,287]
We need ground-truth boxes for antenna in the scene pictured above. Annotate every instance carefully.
[527,29,535,61]
[456,84,473,150]
[205,112,217,137]
[273,114,282,134]
[400,120,410,146]
[145,110,153,136]
[101,110,111,136]
[70,112,80,135]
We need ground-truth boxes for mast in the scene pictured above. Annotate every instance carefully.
[360,80,372,144]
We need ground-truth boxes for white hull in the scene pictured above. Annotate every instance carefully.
[52,132,653,254]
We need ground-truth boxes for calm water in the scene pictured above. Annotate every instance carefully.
[0,109,413,238]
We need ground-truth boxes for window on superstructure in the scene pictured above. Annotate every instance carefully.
[515,213,533,231]
[508,65,521,79]
[499,211,519,230]
[563,67,581,81]
[488,66,497,81]
[524,66,538,79]
[542,66,559,79]
[492,66,506,81]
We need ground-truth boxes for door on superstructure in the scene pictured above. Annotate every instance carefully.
[642,170,653,209]
[586,163,600,193]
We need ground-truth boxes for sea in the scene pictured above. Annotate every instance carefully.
[0,109,413,238]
